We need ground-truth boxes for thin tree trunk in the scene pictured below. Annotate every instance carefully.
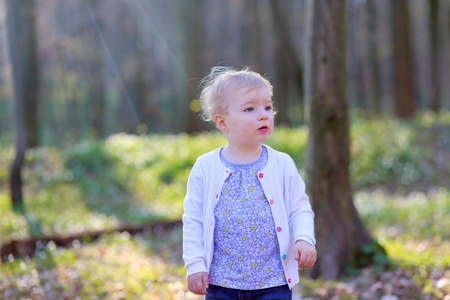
[7,0,39,148]
[23,2,39,148]
[176,0,206,133]
[392,0,416,118]
[90,39,106,137]
[366,0,383,115]
[6,0,40,208]
[269,0,304,125]
[88,2,106,137]
[359,0,381,115]
[305,0,375,280]
[90,68,106,137]
[129,8,152,133]
[251,0,264,74]
[429,0,441,112]
[349,3,367,110]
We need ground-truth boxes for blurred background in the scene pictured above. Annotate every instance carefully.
[0,0,449,299]
[0,0,448,145]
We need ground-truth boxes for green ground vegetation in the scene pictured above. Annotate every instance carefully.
[0,111,449,299]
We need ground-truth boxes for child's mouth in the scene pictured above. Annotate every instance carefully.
[258,126,269,132]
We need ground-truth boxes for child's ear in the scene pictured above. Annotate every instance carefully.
[214,114,228,133]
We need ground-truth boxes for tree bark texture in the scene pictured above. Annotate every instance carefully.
[305,0,374,280]
[392,0,416,118]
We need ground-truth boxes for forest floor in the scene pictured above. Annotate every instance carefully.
[0,217,448,300]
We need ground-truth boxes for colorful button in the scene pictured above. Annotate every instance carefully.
[282,254,287,259]
[288,278,292,283]
[270,199,274,205]
[277,227,282,232]
[258,172,264,178]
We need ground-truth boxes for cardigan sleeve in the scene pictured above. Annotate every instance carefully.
[286,158,316,247]
[182,160,208,276]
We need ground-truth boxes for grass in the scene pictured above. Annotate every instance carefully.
[1,229,194,300]
[0,111,449,299]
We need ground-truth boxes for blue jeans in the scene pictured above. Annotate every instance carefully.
[205,284,292,300]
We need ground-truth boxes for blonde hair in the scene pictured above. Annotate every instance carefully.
[199,66,273,122]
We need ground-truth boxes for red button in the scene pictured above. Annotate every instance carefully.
[270,200,274,205]
[258,173,263,178]
[277,227,282,232]
[288,278,292,283]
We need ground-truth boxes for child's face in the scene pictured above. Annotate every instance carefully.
[214,85,274,148]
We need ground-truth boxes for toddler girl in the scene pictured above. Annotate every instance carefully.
[183,66,316,299]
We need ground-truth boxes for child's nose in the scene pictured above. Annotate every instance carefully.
[258,111,269,120]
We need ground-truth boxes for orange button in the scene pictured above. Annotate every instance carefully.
[270,199,274,205]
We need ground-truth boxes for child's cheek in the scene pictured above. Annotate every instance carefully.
[243,119,256,129]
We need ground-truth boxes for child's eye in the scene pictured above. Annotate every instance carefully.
[244,108,254,112]
[265,106,272,111]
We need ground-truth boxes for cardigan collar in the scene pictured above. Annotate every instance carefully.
[212,144,275,175]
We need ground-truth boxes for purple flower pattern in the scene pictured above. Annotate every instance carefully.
[209,147,286,290]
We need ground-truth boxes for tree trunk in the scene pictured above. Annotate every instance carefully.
[176,0,206,133]
[6,0,40,148]
[90,67,106,138]
[392,0,416,118]
[90,36,106,138]
[269,0,304,125]
[6,0,40,208]
[305,0,374,280]
[251,0,264,74]
[429,0,441,113]
[366,0,383,115]
[88,2,106,138]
